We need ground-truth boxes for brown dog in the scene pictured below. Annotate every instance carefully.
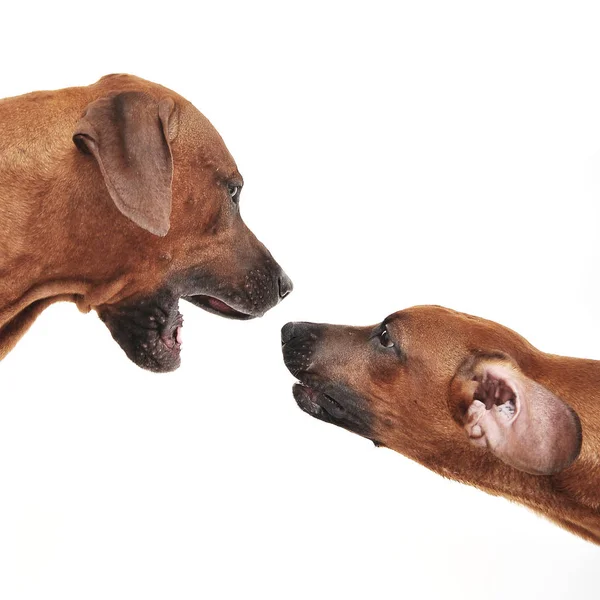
[0,74,292,371]
[281,306,600,544]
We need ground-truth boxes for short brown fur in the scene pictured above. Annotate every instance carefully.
[0,75,291,368]
[282,306,600,543]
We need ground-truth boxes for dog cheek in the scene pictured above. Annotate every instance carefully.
[366,355,400,387]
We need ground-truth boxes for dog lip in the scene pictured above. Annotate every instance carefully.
[289,375,375,439]
[184,294,255,320]
[293,383,325,417]
[292,382,347,419]
[99,300,183,372]
[159,314,183,351]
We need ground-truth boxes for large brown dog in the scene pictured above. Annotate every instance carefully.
[282,306,600,544]
[0,74,292,371]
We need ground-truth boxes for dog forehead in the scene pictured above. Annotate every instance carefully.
[384,307,487,371]
[390,307,535,374]
[385,306,462,338]
[174,102,239,177]
[391,305,499,335]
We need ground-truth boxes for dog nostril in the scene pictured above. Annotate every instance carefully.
[281,322,296,345]
[278,273,293,300]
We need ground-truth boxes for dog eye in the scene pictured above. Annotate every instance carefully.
[227,184,240,203]
[378,325,394,348]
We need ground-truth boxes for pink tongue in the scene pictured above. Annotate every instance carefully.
[176,326,183,345]
[208,297,234,314]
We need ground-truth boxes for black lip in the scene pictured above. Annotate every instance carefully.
[175,264,289,321]
[288,374,374,438]
[293,382,348,420]
[185,294,255,320]
[99,297,183,373]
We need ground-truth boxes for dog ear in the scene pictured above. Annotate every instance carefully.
[455,360,582,475]
[73,92,176,237]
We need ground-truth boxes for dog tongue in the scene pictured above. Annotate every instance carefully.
[176,326,183,345]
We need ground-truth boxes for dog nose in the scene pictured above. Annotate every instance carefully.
[278,272,293,300]
[281,321,315,345]
[281,322,296,345]
[281,321,319,376]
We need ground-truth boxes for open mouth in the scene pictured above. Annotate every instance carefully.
[100,291,257,372]
[185,295,254,320]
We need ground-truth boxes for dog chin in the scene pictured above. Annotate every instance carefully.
[115,330,182,373]
[99,302,183,373]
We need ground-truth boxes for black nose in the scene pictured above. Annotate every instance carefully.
[278,273,293,300]
[281,321,296,345]
[281,321,319,376]
[281,321,316,345]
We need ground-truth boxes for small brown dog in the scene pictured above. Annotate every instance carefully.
[282,306,600,543]
[0,74,292,371]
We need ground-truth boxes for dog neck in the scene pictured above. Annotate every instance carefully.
[0,87,147,359]
[0,168,133,360]
[532,355,600,541]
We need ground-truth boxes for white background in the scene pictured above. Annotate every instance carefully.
[1,1,600,598]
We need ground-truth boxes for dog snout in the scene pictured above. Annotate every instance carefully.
[239,225,292,307]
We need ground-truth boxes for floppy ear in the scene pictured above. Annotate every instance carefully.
[73,91,175,236]
[456,360,582,475]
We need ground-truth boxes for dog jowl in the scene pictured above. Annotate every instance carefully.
[0,74,291,371]
[280,306,600,543]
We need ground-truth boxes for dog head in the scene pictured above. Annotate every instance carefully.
[68,75,291,372]
[282,306,582,478]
